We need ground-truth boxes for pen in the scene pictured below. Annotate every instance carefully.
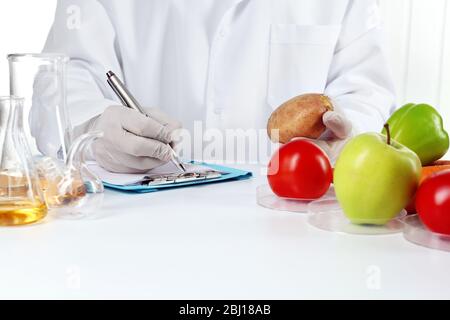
[106,71,186,172]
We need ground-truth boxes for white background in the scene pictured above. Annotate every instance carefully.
[0,0,449,158]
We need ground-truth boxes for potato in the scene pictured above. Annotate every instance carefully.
[267,94,333,144]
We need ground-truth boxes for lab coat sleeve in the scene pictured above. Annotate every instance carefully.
[324,0,396,135]
[42,0,122,127]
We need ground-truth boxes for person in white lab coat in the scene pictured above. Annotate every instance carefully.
[43,0,395,173]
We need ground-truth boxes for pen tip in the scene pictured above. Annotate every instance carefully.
[106,71,115,77]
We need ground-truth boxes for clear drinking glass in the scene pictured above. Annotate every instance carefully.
[0,97,48,226]
[8,53,72,161]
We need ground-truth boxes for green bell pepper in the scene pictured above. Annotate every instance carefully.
[382,103,449,166]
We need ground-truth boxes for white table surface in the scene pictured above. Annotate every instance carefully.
[1,164,449,300]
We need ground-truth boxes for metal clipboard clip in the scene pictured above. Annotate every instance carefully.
[138,171,223,186]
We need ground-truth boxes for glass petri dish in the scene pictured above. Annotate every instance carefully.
[403,215,450,252]
[256,184,336,213]
[307,199,407,235]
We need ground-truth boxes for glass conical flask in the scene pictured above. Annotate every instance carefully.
[0,97,47,226]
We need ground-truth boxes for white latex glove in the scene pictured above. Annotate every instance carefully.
[296,111,353,165]
[322,110,353,140]
[75,105,182,173]
[309,138,352,165]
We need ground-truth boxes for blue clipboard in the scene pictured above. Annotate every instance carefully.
[103,162,253,193]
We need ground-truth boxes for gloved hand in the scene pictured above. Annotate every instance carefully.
[75,105,182,173]
[322,110,353,140]
[298,110,353,164]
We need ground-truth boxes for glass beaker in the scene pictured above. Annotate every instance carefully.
[0,97,47,226]
[8,53,72,161]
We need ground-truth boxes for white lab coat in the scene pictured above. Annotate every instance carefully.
[43,0,395,141]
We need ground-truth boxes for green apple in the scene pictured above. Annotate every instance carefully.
[334,126,421,225]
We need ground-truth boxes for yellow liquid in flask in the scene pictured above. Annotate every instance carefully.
[0,200,47,226]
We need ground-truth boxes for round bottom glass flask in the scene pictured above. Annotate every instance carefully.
[0,97,48,226]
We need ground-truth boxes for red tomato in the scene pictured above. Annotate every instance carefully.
[416,170,450,235]
[267,139,332,199]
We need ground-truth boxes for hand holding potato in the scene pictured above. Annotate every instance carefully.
[267,93,352,143]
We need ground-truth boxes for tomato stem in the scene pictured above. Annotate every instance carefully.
[384,123,391,146]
